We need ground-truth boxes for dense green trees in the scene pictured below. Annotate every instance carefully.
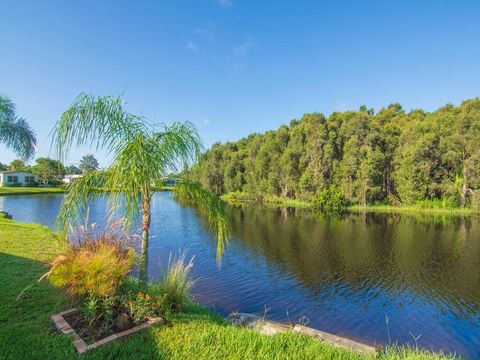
[65,165,82,175]
[79,154,99,173]
[32,157,66,185]
[8,159,29,172]
[192,99,480,208]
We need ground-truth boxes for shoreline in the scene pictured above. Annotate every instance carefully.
[221,193,480,215]
[0,186,174,197]
[0,187,65,196]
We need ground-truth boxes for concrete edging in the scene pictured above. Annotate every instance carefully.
[228,312,377,355]
[51,308,162,354]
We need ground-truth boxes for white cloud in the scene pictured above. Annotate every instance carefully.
[186,41,199,52]
[233,35,256,57]
[216,0,232,7]
[202,118,211,125]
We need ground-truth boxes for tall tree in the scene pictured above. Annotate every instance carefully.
[65,165,82,175]
[79,154,99,173]
[52,94,230,276]
[32,157,65,185]
[457,101,480,207]
[0,93,37,160]
[8,159,28,172]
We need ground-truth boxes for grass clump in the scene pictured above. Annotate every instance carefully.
[159,252,195,313]
[48,239,135,298]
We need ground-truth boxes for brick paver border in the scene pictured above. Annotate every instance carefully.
[51,308,162,354]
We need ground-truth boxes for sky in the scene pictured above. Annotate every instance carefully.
[1,0,480,166]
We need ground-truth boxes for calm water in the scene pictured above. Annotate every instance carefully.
[1,192,480,358]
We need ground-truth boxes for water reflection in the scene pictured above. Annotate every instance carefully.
[229,206,480,320]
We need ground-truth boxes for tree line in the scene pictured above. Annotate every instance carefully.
[0,154,99,185]
[191,99,480,208]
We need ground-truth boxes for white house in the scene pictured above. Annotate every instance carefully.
[0,171,37,187]
[63,174,82,184]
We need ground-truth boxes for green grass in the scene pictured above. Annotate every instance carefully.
[221,192,310,208]
[0,186,65,196]
[0,218,457,359]
[0,186,177,197]
[349,204,480,215]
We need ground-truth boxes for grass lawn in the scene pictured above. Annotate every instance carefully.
[0,217,457,359]
[221,193,311,208]
[0,186,176,197]
[0,187,65,196]
[348,204,479,215]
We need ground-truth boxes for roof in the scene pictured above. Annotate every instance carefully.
[0,171,35,174]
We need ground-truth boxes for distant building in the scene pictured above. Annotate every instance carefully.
[163,176,180,187]
[0,171,37,187]
[63,174,82,184]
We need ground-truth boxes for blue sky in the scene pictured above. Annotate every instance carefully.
[1,0,479,166]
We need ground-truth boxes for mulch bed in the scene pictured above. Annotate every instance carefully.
[63,312,133,344]
[52,309,163,354]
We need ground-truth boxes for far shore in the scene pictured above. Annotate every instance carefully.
[0,187,65,196]
[0,186,174,196]
[2,187,479,216]
[221,193,480,215]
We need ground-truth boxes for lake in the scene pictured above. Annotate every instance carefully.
[1,192,479,358]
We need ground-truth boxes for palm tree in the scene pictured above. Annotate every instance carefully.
[0,93,37,160]
[52,93,230,277]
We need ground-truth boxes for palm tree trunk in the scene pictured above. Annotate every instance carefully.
[139,192,151,283]
[141,196,151,252]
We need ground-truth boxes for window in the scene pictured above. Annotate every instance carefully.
[25,176,35,183]
[7,176,18,183]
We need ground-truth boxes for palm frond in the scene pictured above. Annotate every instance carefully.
[51,93,148,162]
[56,170,110,232]
[0,93,37,160]
[104,122,204,222]
[152,122,204,171]
[174,182,230,262]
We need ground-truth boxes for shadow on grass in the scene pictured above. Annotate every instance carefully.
[0,252,77,359]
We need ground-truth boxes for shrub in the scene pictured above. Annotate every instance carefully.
[159,253,195,312]
[125,290,166,323]
[312,185,349,215]
[49,238,135,298]
[6,182,22,187]
[116,278,168,326]
[48,221,136,300]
